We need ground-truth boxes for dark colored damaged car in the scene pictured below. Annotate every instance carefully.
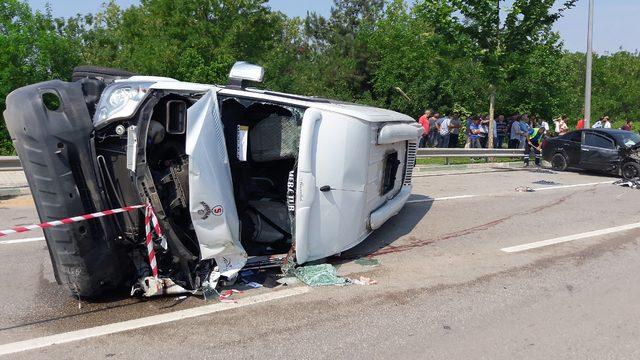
[3,63,421,298]
[542,129,640,179]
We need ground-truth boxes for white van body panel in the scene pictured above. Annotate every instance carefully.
[186,89,247,277]
[295,109,415,263]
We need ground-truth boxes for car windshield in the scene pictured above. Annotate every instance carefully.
[616,132,640,148]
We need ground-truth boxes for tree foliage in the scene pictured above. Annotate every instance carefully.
[1,0,639,153]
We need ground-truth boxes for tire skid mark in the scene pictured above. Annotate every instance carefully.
[370,191,580,256]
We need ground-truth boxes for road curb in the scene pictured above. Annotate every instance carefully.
[0,187,30,198]
[415,161,523,172]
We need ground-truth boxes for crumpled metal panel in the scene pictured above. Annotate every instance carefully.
[186,89,247,278]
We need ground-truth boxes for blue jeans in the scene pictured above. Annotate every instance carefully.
[438,134,450,148]
[495,135,505,148]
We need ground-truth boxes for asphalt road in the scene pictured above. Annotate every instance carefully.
[1,167,640,359]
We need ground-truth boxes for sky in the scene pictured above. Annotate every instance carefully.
[26,0,640,54]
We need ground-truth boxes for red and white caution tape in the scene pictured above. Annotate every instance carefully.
[0,204,146,237]
[144,203,163,278]
[0,202,164,280]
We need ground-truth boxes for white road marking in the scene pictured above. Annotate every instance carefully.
[0,237,45,245]
[501,222,640,253]
[532,180,614,191]
[407,195,477,204]
[408,180,615,204]
[0,286,309,356]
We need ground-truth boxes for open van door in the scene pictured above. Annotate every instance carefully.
[186,89,247,278]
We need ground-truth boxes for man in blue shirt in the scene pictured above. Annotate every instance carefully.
[468,116,483,148]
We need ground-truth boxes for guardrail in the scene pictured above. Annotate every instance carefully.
[0,149,527,171]
[0,156,22,171]
[417,148,524,164]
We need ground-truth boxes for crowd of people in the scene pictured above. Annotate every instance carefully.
[417,109,634,150]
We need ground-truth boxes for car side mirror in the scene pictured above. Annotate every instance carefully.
[228,61,264,89]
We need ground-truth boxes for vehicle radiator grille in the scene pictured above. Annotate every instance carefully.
[403,141,417,185]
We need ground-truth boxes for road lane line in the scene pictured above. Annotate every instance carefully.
[0,237,45,245]
[532,181,614,191]
[407,195,477,204]
[0,286,309,356]
[408,180,615,204]
[501,222,640,253]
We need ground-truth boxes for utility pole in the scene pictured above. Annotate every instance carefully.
[584,0,594,128]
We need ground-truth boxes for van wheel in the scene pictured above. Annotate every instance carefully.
[551,153,567,171]
[621,162,640,180]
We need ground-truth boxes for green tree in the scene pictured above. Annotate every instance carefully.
[0,0,82,153]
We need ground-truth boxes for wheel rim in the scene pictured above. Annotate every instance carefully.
[623,164,638,179]
[552,155,565,170]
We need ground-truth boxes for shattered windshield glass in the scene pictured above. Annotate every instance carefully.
[618,132,640,148]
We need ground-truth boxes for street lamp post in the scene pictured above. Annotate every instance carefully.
[584,0,594,128]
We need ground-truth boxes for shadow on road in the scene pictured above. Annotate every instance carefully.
[331,194,433,262]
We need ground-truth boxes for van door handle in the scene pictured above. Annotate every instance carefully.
[320,185,331,192]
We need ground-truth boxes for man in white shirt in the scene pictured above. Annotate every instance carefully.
[593,117,603,128]
[540,119,550,132]
[603,116,612,128]
[436,116,451,148]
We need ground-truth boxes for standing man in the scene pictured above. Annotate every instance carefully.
[509,116,523,149]
[436,114,451,148]
[523,126,547,167]
[603,116,612,128]
[448,112,462,148]
[558,116,569,135]
[468,116,483,148]
[592,117,603,128]
[465,115,474,148]
[622,119,633,131]
[496,115,507,148]
[418,109,432,148]
[540,118,550,132]
[427,113,440,147]
[576,118,585,130]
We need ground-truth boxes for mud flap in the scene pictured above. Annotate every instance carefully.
[186,89,247,279]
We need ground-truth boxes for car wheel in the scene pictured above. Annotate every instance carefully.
[551,153,568,171]
[621,162,640,180]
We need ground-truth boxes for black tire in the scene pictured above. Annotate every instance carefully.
[621,162,640,180]
[551,153,568,171]
[71,65,136,83]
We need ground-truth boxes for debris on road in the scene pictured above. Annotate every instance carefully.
[131,276,193,297]
[348,276,378,286]
[242,281,263,289]
[276,277,300,286]
[354,258,380,267]
[218,289,243,303]
[294,264,348,287]
[532,180,560,185]
[529,168,557,174]
[515,186,535,192]
[613,178,640,189]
